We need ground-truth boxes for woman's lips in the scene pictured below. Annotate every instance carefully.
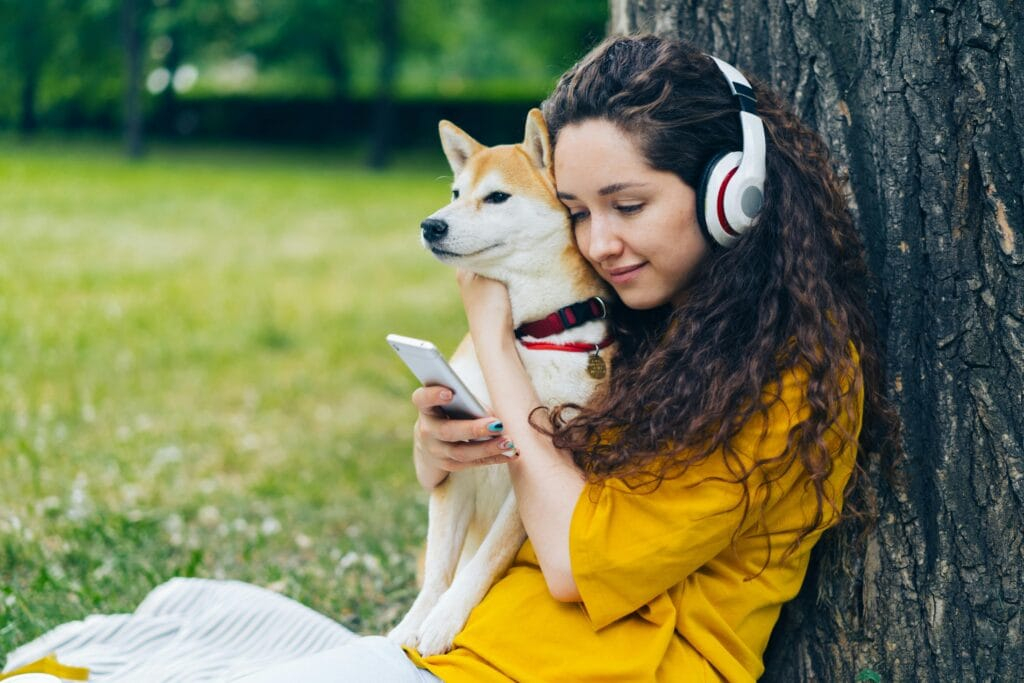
[605,262,646,284]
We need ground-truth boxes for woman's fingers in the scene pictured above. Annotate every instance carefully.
[412,385,452,413]
[442,439,519,470]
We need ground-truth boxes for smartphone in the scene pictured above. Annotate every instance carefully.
[386,334,487,419]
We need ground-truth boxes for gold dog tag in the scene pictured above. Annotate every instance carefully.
[587,350,607,379]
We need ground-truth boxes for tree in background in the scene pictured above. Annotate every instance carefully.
[368,0,400,169]
[610,1,1022,680]
[121,0,146,158]
[0,0,61,135]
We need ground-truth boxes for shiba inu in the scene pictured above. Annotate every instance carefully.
[387,109,614,656]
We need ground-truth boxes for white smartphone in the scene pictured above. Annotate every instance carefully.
[386,334,487,419]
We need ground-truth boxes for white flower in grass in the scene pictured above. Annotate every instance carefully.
[164,512,184,546]
[361,554,382,575]
[198,505,220,527]
[336,551,382,575]
[151,445,182,467]
[67,473,91,521]
[238,433,261,452]
[4,594,15,607]
[260,516,281,536]
[232,517,249,533]
[93,558,116,580]
[294,533,313,550]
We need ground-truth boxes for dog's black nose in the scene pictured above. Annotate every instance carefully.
[421,218,448,243]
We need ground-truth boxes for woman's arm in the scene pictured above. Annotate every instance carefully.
[457,270,585,601]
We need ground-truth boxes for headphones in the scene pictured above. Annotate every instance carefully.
[696,56,767,248]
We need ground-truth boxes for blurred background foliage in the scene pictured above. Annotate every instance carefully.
[0,0,607,163]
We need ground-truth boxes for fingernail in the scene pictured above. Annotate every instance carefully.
[487,421,503,433]
[501,449,518,458]
[440,389,453,401]
[500,439,514,450]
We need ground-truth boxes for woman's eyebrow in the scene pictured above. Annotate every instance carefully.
[598,182,648,196]
[556,182,649,201]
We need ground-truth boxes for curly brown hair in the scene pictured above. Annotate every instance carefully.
[540,35,900,559]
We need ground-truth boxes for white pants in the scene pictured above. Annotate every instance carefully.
[230,636,442,683]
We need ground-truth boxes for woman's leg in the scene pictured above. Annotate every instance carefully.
[229,635,440,683]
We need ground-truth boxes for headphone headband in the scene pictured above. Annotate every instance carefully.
[697,56,768,248]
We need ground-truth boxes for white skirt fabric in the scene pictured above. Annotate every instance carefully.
[3,578,362,682]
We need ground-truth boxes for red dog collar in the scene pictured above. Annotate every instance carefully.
[514,297,608,339]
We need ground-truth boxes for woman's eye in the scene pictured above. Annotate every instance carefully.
[569,210,590,223]
[452,189,460,199]
[616,204,643,214]
[484,191,511,204]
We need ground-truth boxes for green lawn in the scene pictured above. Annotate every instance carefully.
[0,137,469,661]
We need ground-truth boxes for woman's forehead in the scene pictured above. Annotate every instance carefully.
[553,121,651,192]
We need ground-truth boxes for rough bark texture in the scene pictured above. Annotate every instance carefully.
[609,1,1023,680]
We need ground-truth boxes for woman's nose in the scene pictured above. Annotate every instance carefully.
[585,214,622,263]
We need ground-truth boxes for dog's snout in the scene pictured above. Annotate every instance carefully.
[421,218,448,243]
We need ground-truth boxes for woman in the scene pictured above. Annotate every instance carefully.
[233,34,896,682]
[3,33,894,683]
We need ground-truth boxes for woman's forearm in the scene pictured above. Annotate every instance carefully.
[474,333,585,601]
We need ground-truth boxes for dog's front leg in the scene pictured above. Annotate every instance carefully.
[415,492,525,656]
[388,474,474,650]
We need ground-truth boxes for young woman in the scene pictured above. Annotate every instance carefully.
[235,33,894,683]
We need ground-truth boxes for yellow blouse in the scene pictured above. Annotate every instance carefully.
[407,355,864,682]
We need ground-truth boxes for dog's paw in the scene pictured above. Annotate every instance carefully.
[414,617,461,657]
[387,619,421,650]
[415,600,473,656]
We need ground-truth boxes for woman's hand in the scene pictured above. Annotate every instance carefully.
[411,385,518,491]
[456,269,513,347]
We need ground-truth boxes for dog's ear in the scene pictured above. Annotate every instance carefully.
[439,120,483,176]
[522,108,553,172]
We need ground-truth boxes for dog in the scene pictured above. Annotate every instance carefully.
[387,109,614,656]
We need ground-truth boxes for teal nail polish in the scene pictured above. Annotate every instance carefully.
[487,421,504,433]
[501,439,514,450]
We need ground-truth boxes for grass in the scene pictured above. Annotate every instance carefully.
[0,135,471,662]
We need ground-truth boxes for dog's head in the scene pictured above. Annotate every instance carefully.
[421,109,572,282]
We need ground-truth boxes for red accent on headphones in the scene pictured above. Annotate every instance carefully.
[717,167,741,237]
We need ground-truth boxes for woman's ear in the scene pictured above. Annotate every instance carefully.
[438,120,484,176]
[522,108,553,171]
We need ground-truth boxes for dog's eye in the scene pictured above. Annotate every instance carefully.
[484,191,511,204]
[452,189,460,199]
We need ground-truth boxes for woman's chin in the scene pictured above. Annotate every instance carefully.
[616,288,671,311]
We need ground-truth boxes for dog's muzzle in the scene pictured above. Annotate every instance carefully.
[421,218,448,243]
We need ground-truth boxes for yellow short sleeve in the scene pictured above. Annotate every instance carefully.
[569,364,816,630]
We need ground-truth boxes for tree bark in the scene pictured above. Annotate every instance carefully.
[609,1,1023,680]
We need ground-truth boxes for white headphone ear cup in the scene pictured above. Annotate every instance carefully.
[698,150,743,248]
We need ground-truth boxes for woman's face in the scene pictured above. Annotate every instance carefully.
[554,119,709,310]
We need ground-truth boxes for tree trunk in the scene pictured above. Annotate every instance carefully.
[609,1,1023,681]
[121,0,145,159]
[18,70,39,135]
[367,0,399,169]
